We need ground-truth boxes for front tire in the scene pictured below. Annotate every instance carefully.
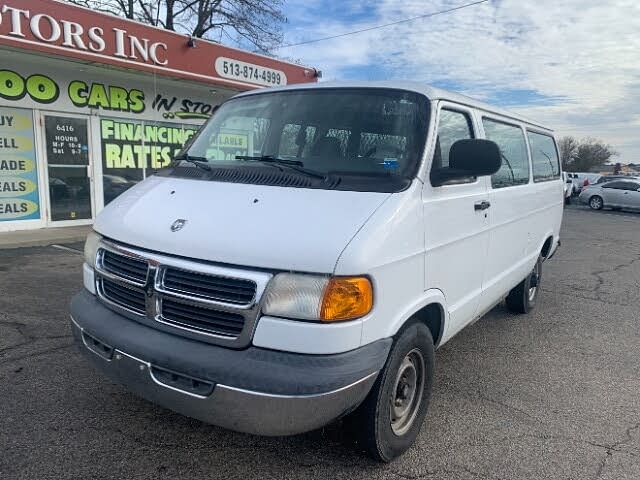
[506,256,542,314]
[589,195,604,210]
[347,323,434,462]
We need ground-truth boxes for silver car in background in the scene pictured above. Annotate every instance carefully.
[579,179,640,211]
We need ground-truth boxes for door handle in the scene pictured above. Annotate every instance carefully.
[474,200,491,211]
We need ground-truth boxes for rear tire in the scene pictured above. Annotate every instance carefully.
[346,322,434,462]
[589,195,604,210]
[506,256,542,314]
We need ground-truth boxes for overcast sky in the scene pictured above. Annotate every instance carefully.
[277,0,640,163]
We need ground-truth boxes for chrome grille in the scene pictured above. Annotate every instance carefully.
[101,250,148,284]
[93,241,272,348]
[99,278,146,315]
[160,298,245,336]
[162,267,256,305]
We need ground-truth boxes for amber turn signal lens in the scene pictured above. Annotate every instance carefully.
[320,277,373,322]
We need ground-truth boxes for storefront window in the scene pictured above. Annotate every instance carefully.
[45,115,91,221]
[100,118,198,205]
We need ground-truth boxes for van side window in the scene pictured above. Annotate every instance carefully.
[432,109,474,184]
[603,181,639,190]
[482,118,529,188]
[528,131,560,182]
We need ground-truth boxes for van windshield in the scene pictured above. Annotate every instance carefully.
[174,88,429,192]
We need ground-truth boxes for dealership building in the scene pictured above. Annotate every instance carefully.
[0,0,317,232]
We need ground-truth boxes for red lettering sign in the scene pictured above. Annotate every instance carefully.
[0,0,318,90]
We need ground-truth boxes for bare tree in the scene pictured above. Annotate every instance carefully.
[560,136,617,172]
[64,0,285,52]
[558,136,578,169]
[64,0,137,19]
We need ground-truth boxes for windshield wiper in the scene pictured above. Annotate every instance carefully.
[235,155,326,180]
[174,154,212,171]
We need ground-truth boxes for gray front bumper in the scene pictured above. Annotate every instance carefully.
[70,291,390,436]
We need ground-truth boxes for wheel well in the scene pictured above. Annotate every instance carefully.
[541,236,554,258]
[405,303,444,347]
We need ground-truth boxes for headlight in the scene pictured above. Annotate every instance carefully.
[84,231,102,268]
[263,273,373,322]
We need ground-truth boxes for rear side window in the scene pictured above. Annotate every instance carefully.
[603,181,639,190]
[528,132,560,182]
[483,118,530,188]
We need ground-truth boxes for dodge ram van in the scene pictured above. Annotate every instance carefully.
[71,82,563,461]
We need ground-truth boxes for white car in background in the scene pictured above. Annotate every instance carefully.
[571,172,601,194]
[562,172,573,204]
[579,179,640,211]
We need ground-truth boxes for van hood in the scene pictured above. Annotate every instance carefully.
[93,176,390,273]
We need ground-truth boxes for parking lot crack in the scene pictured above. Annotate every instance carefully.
[592,422,640,479]
[390,465,505,480]
[0,342,74,365]
[390,470,430,479]
[544,288,635,307]
[471,390,541,425]
[590,256,640,301]
[0,316,72,355]
[0,318,36,353]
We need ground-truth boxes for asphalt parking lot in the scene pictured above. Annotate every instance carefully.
[1,206,639,480]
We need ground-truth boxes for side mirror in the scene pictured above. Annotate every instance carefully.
[431,139,502,186]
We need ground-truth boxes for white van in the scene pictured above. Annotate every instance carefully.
[71,82,563,461]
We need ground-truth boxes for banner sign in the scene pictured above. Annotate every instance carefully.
[101,119,198,170]
[0,106,39,221]
[0,63,219,122]
[101,118,198,204]
[207,131,251,160]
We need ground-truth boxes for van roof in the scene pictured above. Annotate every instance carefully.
[235,80,553,132]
